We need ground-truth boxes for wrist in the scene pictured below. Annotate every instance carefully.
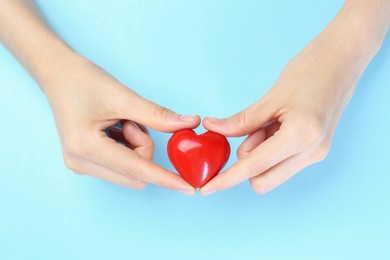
[37,49,91,99]
[0,0,88,95]
[33,42,87,92]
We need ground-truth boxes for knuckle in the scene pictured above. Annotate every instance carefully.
[63,155,84,175]
[311,142,331,163]
[250,179,270,195]
[154,105,174,121]
[233,111,248,128]
[294,114,326,149]
[64,132,91,158]
[65,133,83,155]
[127,167,144,181]
[248,162,266,176]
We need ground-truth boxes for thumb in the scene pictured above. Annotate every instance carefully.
[122,93,200,133]
[203,99,277,137]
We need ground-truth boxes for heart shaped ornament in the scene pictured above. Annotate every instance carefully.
[168,129,230,188]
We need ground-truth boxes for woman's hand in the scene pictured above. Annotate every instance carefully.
[0,0,199,195]
[201,45,352,195]
[200,0,389,195]
[44,57,199,194]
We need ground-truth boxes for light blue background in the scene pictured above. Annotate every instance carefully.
[1,1,389,259]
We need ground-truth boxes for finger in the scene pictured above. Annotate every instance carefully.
[202,94,279,137]
[118,92,201,132]
[91,136,196,195]
[107,121,153,159]
[70,156,147,190]
[200,129,301,195]
[249,152,310,195]
[237,120,281,159]
[237,128,266,159]
[107,126,129,145]
[120,120,150,135]
[122,121,154,159]
[134,122,150,135]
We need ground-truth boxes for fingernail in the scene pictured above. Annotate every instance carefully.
[130,121,143,132]
[179,189,195,196]
[180,114,197,122]
[205,117,222,124]
[201,188,216,196]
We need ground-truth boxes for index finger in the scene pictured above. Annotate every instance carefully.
[200,130,300,195]
[92,136,196,195]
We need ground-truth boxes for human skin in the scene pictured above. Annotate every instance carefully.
[1,1,389,196]
[201,0,390,195]
[0,0,200,196]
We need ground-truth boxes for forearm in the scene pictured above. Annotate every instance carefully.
[0,0,81,92]
[342,0,390,50]
[281,0,390,96]
[272,0,390,129]
[201,1,390,195]
[318,0,389,66]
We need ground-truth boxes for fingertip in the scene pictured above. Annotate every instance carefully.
[200,187,216,196]
[203,116,246,137]
[154,114,201,133]
[122,120,141,132]
[203,116,222,125]
[237,128,267,159]
[178,188,197,196]
[201,161,252,193]
[199,177,219,196]
[154,167,196,193]
[202,116,223,132]
[180,114,201,128]
[179,114,200,123]
[180,181,197,193]
[122,121,154,159]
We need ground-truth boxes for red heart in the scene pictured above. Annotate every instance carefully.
[167,129,230,188]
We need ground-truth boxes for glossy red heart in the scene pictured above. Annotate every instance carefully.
[168,129,230,188]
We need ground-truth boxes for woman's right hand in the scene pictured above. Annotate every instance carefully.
[0,0,199,195]
[43,56,199,195]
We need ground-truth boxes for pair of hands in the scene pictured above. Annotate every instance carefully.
[47,32,361,196]
[0,0,387,196]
